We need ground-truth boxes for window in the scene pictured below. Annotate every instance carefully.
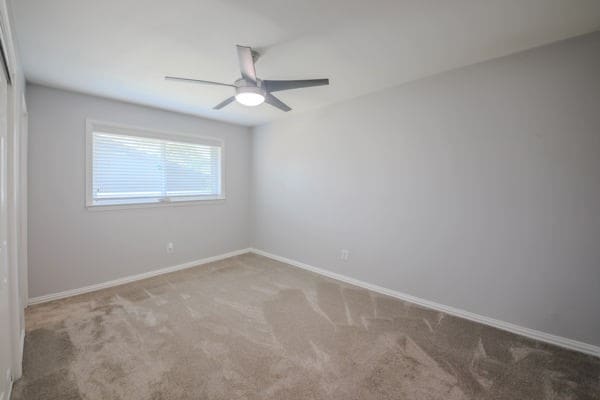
[86,120,224,208]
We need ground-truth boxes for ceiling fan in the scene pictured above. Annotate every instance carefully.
[165,45,329,112]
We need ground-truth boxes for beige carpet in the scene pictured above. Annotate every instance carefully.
[13,253,599,399]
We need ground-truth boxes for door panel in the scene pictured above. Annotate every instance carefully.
[0,54,10,400]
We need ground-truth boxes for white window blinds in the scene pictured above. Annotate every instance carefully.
[88,126,223,207]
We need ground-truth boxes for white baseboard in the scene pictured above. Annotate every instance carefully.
[26,246,599,357]
[15,328,24,379]
[250,248,600,358]
[28,248,252,306]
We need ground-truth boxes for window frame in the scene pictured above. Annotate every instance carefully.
[85,119,226,210]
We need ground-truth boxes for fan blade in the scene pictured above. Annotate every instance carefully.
[265,93,291,112]
[264,79,329,93]
[236,45,257,83]
[165,76,235,87]
[213,96,236,110]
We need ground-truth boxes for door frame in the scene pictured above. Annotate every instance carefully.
[0,0,26,388]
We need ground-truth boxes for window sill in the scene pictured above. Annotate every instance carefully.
[86,197,226,211]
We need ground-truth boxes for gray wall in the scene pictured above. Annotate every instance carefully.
[27,84,251,298]
[252,32,600,346]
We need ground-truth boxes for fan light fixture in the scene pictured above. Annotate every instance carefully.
[165,45,329,112]
[235,86,265,106]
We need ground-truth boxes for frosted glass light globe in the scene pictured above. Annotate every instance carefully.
[235,91,265,106]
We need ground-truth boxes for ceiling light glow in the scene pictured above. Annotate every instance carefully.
[235,91,265,106]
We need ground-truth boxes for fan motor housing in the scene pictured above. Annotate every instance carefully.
[234,78,263,88]
[234,78,266,97]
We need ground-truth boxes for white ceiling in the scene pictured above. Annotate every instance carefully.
[11,0,600,126]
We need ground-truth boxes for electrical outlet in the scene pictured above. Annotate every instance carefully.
[166,242,174,253]
[340,249,349,261]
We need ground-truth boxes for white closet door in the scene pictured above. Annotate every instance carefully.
[0,54,10,400]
